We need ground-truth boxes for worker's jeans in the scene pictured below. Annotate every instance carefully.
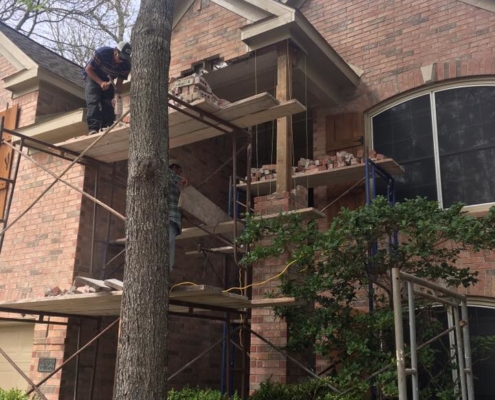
[169,222,180,270]
[84,78,115,132]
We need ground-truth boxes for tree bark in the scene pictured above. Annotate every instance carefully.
[113,1,174,399]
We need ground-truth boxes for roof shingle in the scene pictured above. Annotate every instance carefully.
[0,22,84,88]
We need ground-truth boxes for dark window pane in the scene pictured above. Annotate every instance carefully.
[436,86,495,207]
[373,95,437,201]
[468,307,495,399]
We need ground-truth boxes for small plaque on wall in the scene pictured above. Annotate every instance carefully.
[38,358,56,372]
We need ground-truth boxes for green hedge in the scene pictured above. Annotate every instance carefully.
[249,380,358,400]
[168,387,241,400]
[0,389,27,400]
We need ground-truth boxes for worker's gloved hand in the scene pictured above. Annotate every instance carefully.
[100,81,111,91]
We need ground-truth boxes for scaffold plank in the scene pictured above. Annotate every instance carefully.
[238,159,405,195]
[185,246,240,256]
[172,99,305,148]
[111,220,244,245]
[254,207,325,220]
[55,93,305,163]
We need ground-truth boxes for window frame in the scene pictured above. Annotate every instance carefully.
[366,78,495,213]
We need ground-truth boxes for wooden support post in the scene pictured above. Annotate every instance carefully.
[276,41,293,194]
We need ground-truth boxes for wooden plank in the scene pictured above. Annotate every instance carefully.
[253,207,325,220]
[0,286,304,317]
[250,297,305,308]
[171,100,305,148]
[169,99,219,128]
[172,92,278,137]
[180,186,231,226]
[238,159,405,196]
[0,105,18,217]
[276,43,293,193]
[185,246,240,256]
[104,279,124,291]
[110,220,244,245]
[179,221,244,240]
[0,291,123,316]
[74,276,113,291]
[55,94,304,163]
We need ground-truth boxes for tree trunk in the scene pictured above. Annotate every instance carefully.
[113,1,174,399]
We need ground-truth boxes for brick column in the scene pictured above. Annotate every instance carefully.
[249,187,307,392]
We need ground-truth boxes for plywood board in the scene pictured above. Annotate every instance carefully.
[55,95,305,163]
[238,159,405,196]
[254,207,325,220]
[171,99,306,148]
[0,287,302,317]
[110,220,244,246]
[185,246,240,256]
[171,92,278,137]
[0,291,123,317]
[180,186,231,226]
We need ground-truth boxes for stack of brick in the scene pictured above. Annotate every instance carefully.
[169,73,229,107]
[247,150,386,182]
[254,185,309,216]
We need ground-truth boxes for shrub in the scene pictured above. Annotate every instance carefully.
[249,379,359,400]
[168,387,240,400]
[0,389,28,400]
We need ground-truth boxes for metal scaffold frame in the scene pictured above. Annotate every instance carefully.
[0,94,259,399]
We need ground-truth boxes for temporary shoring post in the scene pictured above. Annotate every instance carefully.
[461,301,475,400]
[407,282,419,400]
[391,267,408,400]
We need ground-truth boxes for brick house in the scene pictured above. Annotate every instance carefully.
[0,0,494,398]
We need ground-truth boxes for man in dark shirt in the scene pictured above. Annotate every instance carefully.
[83,41,132,135]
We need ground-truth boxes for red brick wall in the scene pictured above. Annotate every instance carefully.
[301,0,495,112]
[170,0,247,78]
[37,83,85,118]
[0,152,86,399]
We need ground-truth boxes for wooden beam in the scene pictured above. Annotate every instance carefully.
[238,159,405,196]
[180,186,231,226]
[253,207,325,220]
[276,42,294,193]
[250,297,305,308]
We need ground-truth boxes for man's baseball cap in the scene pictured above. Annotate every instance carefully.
[116,41,131,61]
[169,159,181,168]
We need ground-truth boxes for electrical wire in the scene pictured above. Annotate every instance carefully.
[169,259,299,295]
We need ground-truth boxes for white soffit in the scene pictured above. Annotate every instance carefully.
[240,9,360,104]
[0,31,37,73]
[173,0,196,29]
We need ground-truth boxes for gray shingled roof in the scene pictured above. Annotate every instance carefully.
[0,22,83,88]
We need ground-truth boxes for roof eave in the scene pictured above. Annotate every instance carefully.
[3,67,84,100]
[241,9,361,105]
[16,108,86,143]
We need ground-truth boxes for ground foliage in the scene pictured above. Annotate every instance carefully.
[239,197,495,399]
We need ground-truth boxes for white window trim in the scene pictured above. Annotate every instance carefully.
[367,79,495,212]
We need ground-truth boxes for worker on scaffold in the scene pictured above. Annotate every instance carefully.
[83,41,132,135]
[168,159,188,270]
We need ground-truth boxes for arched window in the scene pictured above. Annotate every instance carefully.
[371,84,495,208]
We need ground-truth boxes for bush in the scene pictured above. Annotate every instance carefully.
[249,379,359,400]
[168,387,240,400]
[0,389,27,400]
